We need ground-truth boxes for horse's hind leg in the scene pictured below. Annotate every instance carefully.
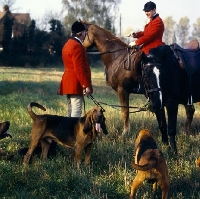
[184,104,195,135]
[155,109,168,144]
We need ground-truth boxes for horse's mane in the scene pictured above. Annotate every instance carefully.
[80,19,127,46]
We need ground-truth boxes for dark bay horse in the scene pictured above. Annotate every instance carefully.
[141,44,200,153]
[81,21,143,134]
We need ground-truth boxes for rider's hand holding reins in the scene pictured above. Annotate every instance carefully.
[128,32,137,38]
[129,41,136,47]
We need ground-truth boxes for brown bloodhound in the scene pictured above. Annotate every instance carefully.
[196,157,200,169]
[24,102,108,166]
[130,129,170,199]
[0,121,13,159]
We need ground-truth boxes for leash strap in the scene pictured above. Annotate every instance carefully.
[87,94,106,112]
[87,94,149,113]
[83,96,86,115]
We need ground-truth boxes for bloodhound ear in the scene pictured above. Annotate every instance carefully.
[83,114,92,134]
[101,116,108,135]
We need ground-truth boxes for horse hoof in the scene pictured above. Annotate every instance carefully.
[169,136,177,154]
[162,135,169,145]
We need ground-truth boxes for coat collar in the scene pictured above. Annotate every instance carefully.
[70,37,83,45]
[152,13,159,20]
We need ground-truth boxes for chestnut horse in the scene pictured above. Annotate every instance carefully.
[81,21,143,134]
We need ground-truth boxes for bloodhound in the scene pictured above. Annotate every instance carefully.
[196,157,200,169]
[24,102,108,166]
[0,121,13,159]
[130,129,170,199]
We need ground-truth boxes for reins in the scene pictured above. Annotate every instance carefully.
[87,46,132,55]
[84,25,138,55]
[87,94,149,113]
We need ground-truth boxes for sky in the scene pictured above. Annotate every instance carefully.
[0,0,200,36]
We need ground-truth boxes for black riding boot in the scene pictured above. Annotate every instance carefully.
[169,136,177,154]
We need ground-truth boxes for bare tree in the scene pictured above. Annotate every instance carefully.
[1,0,18,11]
[61,0,121,34]
[176,16,190,47]
[33,10,62,31]
[163,16,176,45]
[191,17,200,41]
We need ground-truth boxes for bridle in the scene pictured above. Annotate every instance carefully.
[141,60,162,96]
[83,23,92,45]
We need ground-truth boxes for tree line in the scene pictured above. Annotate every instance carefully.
[1,0,200,66]
[163,16,200,47]
[0,0,120,67]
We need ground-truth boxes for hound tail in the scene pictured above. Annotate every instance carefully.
[131,160,157,171]
[27,102,46,120]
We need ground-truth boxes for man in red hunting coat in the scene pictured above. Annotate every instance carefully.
[58,21,93,117]
[129,1,165,54]
[129,1,165,93]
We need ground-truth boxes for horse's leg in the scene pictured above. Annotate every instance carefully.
[117,88,130,135]
[155,109,168,144]
[183,104,195,135]
[166,100,178,153]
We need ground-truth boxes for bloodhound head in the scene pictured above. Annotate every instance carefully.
[82,106,108,136]
[0,121,12,140]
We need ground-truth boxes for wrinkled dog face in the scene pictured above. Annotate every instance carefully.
[93,107,108,135]
[92,107,104,123]
[83,106,108,135]
[0,121,12,140]
[92,107,108,135]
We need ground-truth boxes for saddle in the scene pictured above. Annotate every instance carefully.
[170,40,200,105]
[170,40,200,75]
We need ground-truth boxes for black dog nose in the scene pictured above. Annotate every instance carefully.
[97,112,102,117]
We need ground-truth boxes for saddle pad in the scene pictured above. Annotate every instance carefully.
[177,49,200,75]
[171,43,200,75]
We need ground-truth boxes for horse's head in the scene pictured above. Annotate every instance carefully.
[80,20,95,49]
[142,54,163,112]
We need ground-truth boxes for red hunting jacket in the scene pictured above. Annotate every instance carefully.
[58,38,93,95]
[135,14,165,54]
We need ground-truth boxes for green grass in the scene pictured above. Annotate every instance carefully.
[0,66,199,198]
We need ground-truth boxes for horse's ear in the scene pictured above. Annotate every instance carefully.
[79,19,87,24]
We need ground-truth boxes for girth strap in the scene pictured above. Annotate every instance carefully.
[147,88,162,93]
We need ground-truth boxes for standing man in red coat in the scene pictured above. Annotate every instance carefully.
[58,21,93,117]
[129,1,165,54]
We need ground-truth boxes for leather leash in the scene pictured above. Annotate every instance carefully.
[87,94,149,113]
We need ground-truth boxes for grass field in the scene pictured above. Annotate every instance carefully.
[0,66,199,199]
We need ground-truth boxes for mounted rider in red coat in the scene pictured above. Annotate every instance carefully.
[129,1,165,54]
[129,1,165,93]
